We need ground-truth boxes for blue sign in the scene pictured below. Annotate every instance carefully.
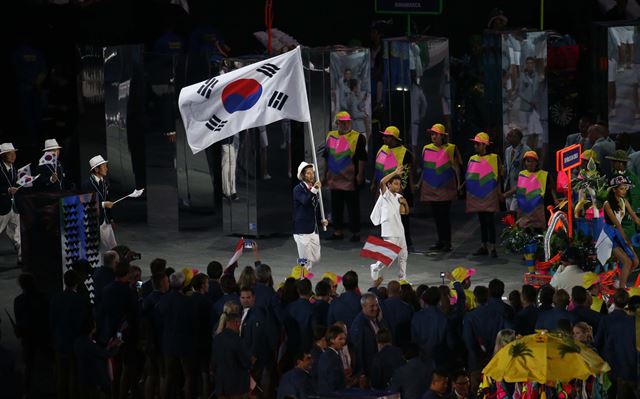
[562,147,581,170]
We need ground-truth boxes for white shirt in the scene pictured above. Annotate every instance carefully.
[376,189,404,238]
[550,264,586,291]
[240,307,250,335]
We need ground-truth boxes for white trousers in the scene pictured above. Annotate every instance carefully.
[221,143,238,196]
[372,236,408,279]
[293,233,321,270]
[100,222,117,255]
[0,209,20,257]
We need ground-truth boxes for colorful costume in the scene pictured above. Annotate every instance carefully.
[516,169,548,229]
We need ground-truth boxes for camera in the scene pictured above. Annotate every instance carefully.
[440,272,445,278]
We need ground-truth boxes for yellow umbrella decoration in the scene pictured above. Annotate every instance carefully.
[483,331,611,383]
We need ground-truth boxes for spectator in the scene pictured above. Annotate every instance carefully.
[380,280,414,347]
[140,271,169,399]
[141,258,167,298]
[286,279,315,357]
[389,343,432,399]
[370,328,405,389]
[349,292,389,381]
[507,290,523,313]
[238,265,257,288]
[191,273,214,398]
[570,286,602,334]
[328,270,361,328]
[573,322,595,348]
[216,301,242,334]
[493,329,516,353]
[488,279,515,324]
[448,369,474,399]
[513,285,539,335]
[565,114,593,150]
[50,269,88,399]
[312,280,331,328]
[588,123,615,177]
[212,311,252,399]
[213,274,240,326]
[309,325,327,387]
[278,351,315,399]
[240,286,273,394]
[206,260,224,303]
[317,325,352,394]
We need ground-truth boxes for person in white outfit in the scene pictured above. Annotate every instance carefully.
[0,143,21,264]
[221,135,239,200]
[370,165,409,280]
[85,155,117,254]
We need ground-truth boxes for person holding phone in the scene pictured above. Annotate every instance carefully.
[293,162,328,272]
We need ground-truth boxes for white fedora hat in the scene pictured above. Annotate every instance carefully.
[89,155,108,170]
[0,143,17,155]
[297,161,314,181]
[43,138,62,151]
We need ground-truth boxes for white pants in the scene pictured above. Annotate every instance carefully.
[221,143,238,196]
[372,235,408,279]
[293,233,321,270]
[0,209,20,257]
[100,222,117,254]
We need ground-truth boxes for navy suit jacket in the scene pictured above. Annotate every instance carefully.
[411,306,452,368]
[328,290,361,328]
[570,305,602,333]
[36,161,66,191]
[312,299,330,328]
[82,176,111,224]
[293,181,320,234]
[96,280,138,345]
[390,358,432,399]
[140,290,164,353]
[155,290,195,356]
[381,296,414,347]
[212,328,251,396]
[50,289,88,354]
[241,306,272,369]
[370,345,406,389]
[207,279,223,304]
[535,308,576,332]
[255,282,284,350]
[463,304,506,371]
[74,335,118,388]
[513,305,539,336]
[317,348,346,394]
[596,309,637,380]
[92,266,115,306]
[349,312,389,377]
[488,297,515,326]
[191,292,214,352]
[277,367,315,399]
[286,298,315,354]
[0,163,18,215]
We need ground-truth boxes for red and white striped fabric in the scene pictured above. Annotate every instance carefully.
[227,238,244,267]
[360,236,402,266]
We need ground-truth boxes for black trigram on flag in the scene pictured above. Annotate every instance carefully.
[206,115,227,132]
[268,91,289,111]
[256,63,280,78]
[197,78,218,99]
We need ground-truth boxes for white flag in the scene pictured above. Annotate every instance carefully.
[178,46,310,154]
[17,174,39,188]
[17,164,31,179]
[39,151,57,166]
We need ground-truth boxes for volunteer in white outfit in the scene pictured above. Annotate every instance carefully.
[370,165,409,281]
[0,143,21,263]
[86,155,117,253]
[37,138,66,191]
[292,162,328,271]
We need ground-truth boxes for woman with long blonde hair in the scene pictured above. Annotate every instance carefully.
[215,301,241,335]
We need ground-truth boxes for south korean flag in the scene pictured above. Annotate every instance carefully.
[178,46,311,154]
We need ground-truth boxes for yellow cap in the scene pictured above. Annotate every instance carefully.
[336,111,351,121]
[470,132,491,145]
[182,267,194,287]
[523,150,539,161]
[382,126,401,140]
[321,272,342,285]
[428,123,447,135]
[451,266,476,283]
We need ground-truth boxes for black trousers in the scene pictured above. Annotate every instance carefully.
[431,201,452,244]
[477,212,496,244]
[331,189,360,233]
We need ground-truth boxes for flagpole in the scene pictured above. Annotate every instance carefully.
[305,121,327,231]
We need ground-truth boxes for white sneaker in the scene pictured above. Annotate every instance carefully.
[370,264,380,280]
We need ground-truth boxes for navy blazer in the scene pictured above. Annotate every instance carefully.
[207,279,223,304]
[513,305,539,336]
[328,290,361,328]
[13,291,50,343]
[92,266,115,306]
[312,299,330,328]
[50,290,88,354]
[381,296,414,347]
[570,305,602,334]
[36,161,66,191]
[488,298,515,326]
[370,345,406,389]
[74,335,118,388]
[317,348,346,394]
[155,290,195,356]
[191,292,214,353]
[96,280,138,345]
[82,176,111,224]
[140,290,164,354]
[293,181,320,234]
[596,309,637,380]
[277,367,315,399]
[212,328,252,397]
[389,358,432,399]
[349,312,389,377]
[0,163,18,215]
[411,306,452,368]
[286,298,315,354]
[535,308,576,332]
[463,304,506,371]
[241,306,272,369]
[255,282,284,350]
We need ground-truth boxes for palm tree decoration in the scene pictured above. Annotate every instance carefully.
[509,342,534,362]
[557,337,581,358]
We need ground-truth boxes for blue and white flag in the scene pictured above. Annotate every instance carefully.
[178,46,310,154]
